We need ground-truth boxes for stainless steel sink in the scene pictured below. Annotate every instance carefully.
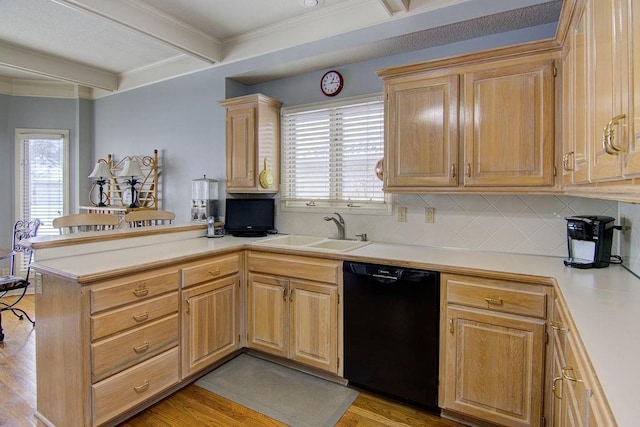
[254,235,370,252]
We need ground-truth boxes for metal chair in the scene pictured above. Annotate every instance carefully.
[0,218,41,341]
[52,213,119,234]
[124,210,175,227]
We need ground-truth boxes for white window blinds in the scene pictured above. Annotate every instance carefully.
[281,95,387,211]
[16,131,68,241]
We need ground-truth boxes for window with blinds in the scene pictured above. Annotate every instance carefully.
[281,94,389,213]
[15,130,69,271]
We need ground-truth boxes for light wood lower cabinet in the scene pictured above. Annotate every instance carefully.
[180,252,242,378]
[440,274,551,427]
[34,265,182,427]
[548,297,616,426]
[246,251,341,374]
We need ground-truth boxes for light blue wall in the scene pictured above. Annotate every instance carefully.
[93,23,557,223]
[0,95,85,247]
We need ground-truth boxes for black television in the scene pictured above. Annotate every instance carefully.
[224,198,275,237]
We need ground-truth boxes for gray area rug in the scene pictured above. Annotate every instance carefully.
[195,354,358,427]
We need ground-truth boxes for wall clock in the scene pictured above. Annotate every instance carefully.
[321,70,344,97]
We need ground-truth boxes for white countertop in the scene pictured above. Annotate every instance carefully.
[31,234,639,426]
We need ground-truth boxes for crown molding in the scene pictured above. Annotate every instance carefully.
[0,77,95,99]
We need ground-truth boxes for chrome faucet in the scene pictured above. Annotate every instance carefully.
[324,212,346,240]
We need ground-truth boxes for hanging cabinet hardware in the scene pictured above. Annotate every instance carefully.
[549,321,567,332]
[133,341,149,354]
[552,376,563,399]
[449,318,454,334]
[451,163,456,178]
[562,152,575,172]
[132,312,149,322]
[132,287,149,297]
[484,297,503,306]
[561,366,583,383]
[603,114,627,154]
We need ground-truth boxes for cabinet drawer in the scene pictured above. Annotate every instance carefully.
[445,275,548,319]
[92,347,179,427]
[248,251,340,284]
[91,292,179,340]
[91,269,179,314]
[182,253,241,288]
[92,314,178,382]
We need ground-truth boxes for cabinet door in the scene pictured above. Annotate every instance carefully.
[443,306,546,427]
[385,74,459,188]
[589,0,629,180]
[181,275,240,378]
[463,60,555,187]
[289,280,338,373]
[225,104,257,189]
[246,273,288,358]
[623,0,640,175]
[563,3,590,184]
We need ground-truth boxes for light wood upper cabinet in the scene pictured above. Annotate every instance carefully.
[440,274,551,427]
[384,74,459,189]
[463,60,555,187]
[561,2,590,184]
[378,53,556,192]
[562,0,640,192]
[220,94,282,193]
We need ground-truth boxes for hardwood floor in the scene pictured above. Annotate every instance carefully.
[1,295,463,427]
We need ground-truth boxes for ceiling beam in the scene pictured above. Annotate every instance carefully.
[378,0,410,15]
[0,42,118,91]
[50,0,222,63]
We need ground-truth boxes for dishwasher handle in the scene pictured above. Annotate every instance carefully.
[371,273,399,283]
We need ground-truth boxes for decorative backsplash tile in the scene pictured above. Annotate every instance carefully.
[276,194,619,259]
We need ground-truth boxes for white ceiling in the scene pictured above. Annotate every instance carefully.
[0,0,563,96]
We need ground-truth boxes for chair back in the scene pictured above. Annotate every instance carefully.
[52,213,119,234]
[7,219,41,275]
[124,210,175,227]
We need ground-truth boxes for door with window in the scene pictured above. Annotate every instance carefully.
[15,130,69,269]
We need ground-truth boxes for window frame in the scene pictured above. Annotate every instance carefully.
[14,129,70,251]
[280,94,391,215]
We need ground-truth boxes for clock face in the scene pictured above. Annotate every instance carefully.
[321,70,343,96]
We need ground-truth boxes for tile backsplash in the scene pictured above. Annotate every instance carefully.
[276,194,620,259]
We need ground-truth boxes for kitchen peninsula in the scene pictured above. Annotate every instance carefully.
[27,225,636,426]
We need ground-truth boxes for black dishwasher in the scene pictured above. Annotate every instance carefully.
[343,261,440,412]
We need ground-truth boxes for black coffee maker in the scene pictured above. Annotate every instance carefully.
[564,215,620,268]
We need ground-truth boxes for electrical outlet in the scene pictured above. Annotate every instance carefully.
[424,207,435,223]
[398,206,407,222]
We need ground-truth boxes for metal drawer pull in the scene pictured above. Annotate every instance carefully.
[549,321,567,332]
[133,381,149,393]
[209,268,221,276]
[133,312,149,322]
[133,341,149,354]
[449,318,454,334]
[132,288,149,297]
[552,376,563,399]
[484,297,503,306]
[562,366,583,383]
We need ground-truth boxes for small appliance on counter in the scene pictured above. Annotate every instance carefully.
[564,215,622,269]
[206,216,225,238]
[191,175,219,222]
